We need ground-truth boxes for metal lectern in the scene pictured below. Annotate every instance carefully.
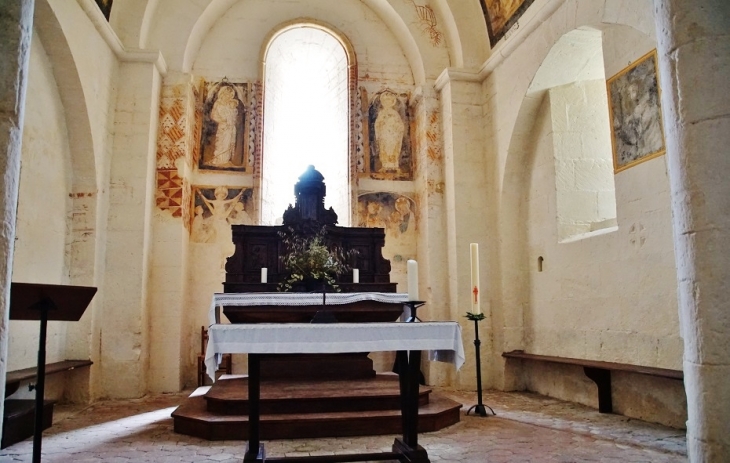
[9,282,97,463]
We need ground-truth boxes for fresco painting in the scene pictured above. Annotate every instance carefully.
[480,0,535,46]
[199,82,250,172]
[607,50,666,172]
[368,91,413,180]
[191,187,253,243]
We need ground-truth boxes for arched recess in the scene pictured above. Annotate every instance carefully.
[497,0,657,363]
[35,0,98,286]
[256,19,358,225]
[23,1,99,389]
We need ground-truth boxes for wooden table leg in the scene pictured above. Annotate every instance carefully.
[244,354,265,462]
[393,350,430,463]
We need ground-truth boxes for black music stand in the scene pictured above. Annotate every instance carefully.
[9,282,97,463]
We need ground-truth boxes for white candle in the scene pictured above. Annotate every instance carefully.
[261,267,267,283]
[470,243,480,314]
[407,259,419,301]
[353,268,360,284]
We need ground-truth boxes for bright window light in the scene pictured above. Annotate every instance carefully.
[262,27,350,225]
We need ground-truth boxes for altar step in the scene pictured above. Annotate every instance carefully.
[171,374,462,441]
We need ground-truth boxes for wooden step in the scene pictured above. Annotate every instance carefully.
[205,375,429,415]
[172,391,461,441]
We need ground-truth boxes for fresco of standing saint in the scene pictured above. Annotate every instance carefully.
[368,90,412,180]
[199,83,248,171]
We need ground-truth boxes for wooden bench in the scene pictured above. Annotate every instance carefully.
[502,350,683,413]
[3,359,92,448]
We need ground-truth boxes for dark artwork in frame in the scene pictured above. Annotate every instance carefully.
[95,0,113,21]
[480,0,535,47]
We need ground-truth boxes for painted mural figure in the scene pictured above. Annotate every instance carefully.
[363,201,386,229]
[618,81,663,159]
[228,202,252,225]
[191,205,212,243]
[389,196,413,235]
[375,92,405,172]
[197,187,243,241]
[210,86,240,167]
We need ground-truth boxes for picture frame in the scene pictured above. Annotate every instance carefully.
[94,0,113,20]
[607,49,666,173]
[480,0,535,47]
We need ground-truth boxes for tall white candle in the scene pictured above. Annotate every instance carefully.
[470,243,480,314]
[261,267,267,284]
[353,268,360,284]
[407,260,419,301]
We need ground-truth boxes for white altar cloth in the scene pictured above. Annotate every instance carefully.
[209,292,411,325]
[205,321,465,380]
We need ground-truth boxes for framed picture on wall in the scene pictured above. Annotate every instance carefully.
[479,0,535,47]
[94,0,113,20]
[607,49,666,173]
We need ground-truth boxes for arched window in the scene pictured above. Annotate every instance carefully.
[530,28,618,242]
[261,25,351,225]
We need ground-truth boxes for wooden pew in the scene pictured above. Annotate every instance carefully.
[502,350,682,413]
[3,359,92,448]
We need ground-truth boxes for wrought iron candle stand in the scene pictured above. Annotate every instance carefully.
[465,312,495,417]
[403,301,425,323]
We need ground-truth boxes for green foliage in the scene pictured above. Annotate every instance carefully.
[277,227,355,292]
[465,312,485,321]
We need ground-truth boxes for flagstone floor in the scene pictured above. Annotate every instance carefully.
[0,388,686,462]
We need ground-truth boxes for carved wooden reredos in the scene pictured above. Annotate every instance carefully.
[224,166,395,293]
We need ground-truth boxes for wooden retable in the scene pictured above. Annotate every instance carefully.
[205,322,464,463]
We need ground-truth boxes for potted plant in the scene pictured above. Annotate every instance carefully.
[278,226,354,292]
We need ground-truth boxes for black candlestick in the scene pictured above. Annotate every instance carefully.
[403,301,425,323]
[465,313,495,417]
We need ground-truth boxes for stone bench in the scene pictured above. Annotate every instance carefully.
[502,350,682,413]
[2,359,92,448]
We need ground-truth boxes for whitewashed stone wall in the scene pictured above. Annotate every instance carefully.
[9,32,73,372]
[485,0,683,426]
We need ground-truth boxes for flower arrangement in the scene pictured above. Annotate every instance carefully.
[278,226,355,292]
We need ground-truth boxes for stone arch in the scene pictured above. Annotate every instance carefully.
[498,0,656,357]
[34,0,98,286]
[181,0,426,85]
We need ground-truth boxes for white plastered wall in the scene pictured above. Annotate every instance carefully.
[9,32,73,374]
[488,0,684,426]
[6,0,121,402]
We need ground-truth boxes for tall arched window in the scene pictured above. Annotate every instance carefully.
[261,25,350,225]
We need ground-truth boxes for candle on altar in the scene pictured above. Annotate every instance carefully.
[470,243,480,314]
[407,260,419,301]
[261,267,267,284]
[353,268,360,284]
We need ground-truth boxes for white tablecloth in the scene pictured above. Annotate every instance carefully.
[205,321,465,380]
[209,292,411,325]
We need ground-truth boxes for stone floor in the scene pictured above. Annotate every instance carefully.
[0,388,687,462]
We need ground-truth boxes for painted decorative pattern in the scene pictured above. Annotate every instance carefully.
[156,169,184,218]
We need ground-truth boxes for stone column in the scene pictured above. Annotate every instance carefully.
[653,0,730,460]
[0,0,34,427]
[100,60,162,398]
[435,70,491,389]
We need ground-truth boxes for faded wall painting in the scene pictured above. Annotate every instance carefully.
[156,170,184,218]
[357,193,416,240]
[357,193,417,291]
[95,0,112,20]
[404,0,443,47]
[368,90,412,180]
[191,186,253,243]
[480,0,535,47]
[607,49,666,173]
[199,82,251,172]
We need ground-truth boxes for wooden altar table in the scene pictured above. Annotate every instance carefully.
[205,322,464,463]
[208,292,410,325]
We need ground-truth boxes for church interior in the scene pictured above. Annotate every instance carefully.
[0,0,728,461]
